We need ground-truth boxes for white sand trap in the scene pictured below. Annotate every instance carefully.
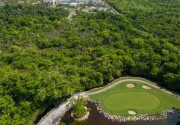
[126,83,135,88]
[142,85,151,89]
[128,110,136,115]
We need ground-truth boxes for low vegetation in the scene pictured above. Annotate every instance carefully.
[73,98,87,118]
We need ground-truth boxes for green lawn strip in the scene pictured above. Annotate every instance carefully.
[90,82,180,116]
[87,77,157,93]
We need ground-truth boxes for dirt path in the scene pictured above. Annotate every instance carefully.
[36,92,86,125]
[67,11,76,20]
[105,1,120,15]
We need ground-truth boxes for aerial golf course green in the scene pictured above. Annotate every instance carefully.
[89,78,180,116]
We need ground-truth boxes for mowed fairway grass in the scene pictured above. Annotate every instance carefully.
[90,81,180,116]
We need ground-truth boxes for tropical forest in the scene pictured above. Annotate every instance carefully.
[0,0,179,125]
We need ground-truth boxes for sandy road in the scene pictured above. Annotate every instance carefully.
[67,11,76,20]
[36,92,86,125]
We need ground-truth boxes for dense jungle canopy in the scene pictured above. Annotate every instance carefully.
[0,1,179,124]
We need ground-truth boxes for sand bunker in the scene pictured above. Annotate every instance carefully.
[142,85,151,89]
[126,83,135,88]
[128,110,136,115]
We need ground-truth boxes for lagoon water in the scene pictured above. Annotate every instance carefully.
[61,102,180,125]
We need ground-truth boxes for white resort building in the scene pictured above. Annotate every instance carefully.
[44,0,104,5]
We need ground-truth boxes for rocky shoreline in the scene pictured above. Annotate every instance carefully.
[86,98,175,122]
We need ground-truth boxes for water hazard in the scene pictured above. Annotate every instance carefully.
[61,101,180,125]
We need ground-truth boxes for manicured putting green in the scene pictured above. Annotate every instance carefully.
[104,92,160,111]
[90,79,180,116]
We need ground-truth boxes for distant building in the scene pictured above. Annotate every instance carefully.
[44,0,104,5]
[0,2,5,6]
